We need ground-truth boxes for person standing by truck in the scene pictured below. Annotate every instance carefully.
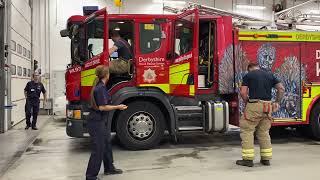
[236,63,285,167]
[86,65,127,180]
[24,73,47,130]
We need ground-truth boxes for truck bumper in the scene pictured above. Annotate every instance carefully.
[66,118,88,137]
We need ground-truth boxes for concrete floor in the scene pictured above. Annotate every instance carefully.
[1,117,320,180]
[0,116,51,177]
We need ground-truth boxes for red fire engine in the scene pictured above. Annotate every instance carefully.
[60,7,320,150]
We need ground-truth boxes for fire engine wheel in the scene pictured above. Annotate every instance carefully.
[116,101,165,150]
[309,102,320,139]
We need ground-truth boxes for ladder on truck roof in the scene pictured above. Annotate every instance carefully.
[164,1,320,30]
[164,2,270,23]
[275,0,320,27]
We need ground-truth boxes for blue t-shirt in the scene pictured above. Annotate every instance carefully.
[242,69,280,101]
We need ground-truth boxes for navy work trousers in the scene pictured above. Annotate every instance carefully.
[86,118,114,180]
[25,98,40,127]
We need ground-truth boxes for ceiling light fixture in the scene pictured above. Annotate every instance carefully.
[117,21,125,24]
[114,27,120,31]
[236,4,266,10]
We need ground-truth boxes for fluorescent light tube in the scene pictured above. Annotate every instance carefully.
[236,4,266,10]
[153,0,186,5]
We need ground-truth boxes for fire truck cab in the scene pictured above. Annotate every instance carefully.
[61,7,236,150]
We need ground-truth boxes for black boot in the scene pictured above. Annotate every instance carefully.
[236,160,254,167]
[25,126,30,130]
[104,166,123,175]
[32,126,38,130]
[260,160,271,166]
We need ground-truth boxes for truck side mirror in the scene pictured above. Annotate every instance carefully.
[166,52,172,59]
[60,29,69,37]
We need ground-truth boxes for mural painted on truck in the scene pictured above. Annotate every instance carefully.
[219,42,307,119]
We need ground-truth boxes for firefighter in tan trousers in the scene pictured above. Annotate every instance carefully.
[108,30,132,74]
[236,63,285,167]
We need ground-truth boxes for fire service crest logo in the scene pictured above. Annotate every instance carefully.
[143,68,157,83]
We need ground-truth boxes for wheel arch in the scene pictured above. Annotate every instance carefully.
[107,87,176,138]
[306,94,320,124]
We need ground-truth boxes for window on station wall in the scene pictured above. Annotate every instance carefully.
[139,23,161,54]
[23,47,27,57]
[27,69,31,77]
[17,44,22,54]
[17,66,22,76]
[23,68,27,77]
[27,50,31,59]
[11,40,16,51]
[11,65,16,75]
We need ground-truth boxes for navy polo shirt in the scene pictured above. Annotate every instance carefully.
[24,81,46,100]
[114,38,132,60]
[94,81,109,107]
[90,81,110,120]
[242,69,280,101]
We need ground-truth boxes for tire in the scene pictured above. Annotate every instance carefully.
[309,103,320,139]
[116,101,165,150]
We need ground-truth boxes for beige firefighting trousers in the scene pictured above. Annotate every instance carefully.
[109,59,129,74]
[240,101,273,160]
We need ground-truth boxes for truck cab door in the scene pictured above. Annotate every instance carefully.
[135,19,171,93]
[80,8,109,101]
[170,9,199,97]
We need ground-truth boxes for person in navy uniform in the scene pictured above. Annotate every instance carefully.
[24,73,47,130]
[86,65,127,180]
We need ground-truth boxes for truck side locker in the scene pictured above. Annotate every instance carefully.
[204,101,229,133]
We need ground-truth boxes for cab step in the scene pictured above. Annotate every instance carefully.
[173,101,229,134]
[178,126,204,131]
[175,106,204,131]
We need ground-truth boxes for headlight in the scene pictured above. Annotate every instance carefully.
[67,109,74,118]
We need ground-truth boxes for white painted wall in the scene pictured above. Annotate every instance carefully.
[121,0,163,14]
[52,70,66,116]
